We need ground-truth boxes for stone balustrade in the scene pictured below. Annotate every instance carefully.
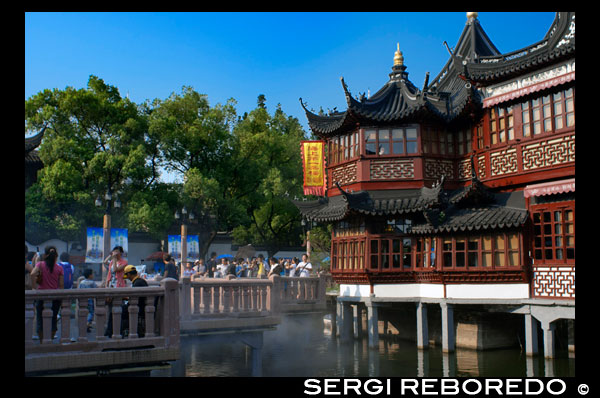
[178,274,328,321]
[25,274,328,375]
[25,278,180,375]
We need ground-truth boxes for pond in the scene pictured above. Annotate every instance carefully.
[151,313,574,377]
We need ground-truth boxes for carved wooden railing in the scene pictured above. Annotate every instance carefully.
[25,278,180,374]
[531,264,575,299]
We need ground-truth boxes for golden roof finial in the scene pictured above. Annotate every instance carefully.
[394,43,404,66]
[466,12,478,20]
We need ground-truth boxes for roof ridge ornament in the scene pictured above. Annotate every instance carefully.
[467,12,478,21]
[394,43,404,66]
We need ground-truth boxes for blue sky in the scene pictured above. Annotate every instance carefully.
[25,12,556,181]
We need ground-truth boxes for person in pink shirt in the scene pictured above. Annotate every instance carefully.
[103,246,128,288]
[30,246,64,342]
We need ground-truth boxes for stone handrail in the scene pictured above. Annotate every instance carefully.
[179,274,328,320]
[25,278,180,355]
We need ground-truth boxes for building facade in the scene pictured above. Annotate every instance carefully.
[295,12,575,301]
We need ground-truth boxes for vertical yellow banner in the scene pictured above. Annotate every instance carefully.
[301,141,326,196]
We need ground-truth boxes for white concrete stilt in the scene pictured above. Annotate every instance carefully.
[440,302,455,353]
[524,313,539,356]
[366,302,379,349]
[542,321,556,359]
[341,302,354,342]
[416,302,428,350]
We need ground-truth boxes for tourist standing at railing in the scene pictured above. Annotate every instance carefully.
[248,258,258,277]
[207,252,217,278]
[267,257,284,278]
[25,245,33,290]
[257,254,270,278]
[162,254,179,281]
[237,258,250,277]
[193,259,207,277]
[58,252,75,290]
[103,246,128,288]
[183,262,197,278]
[30,246,64,342]
[296,254,312,277]
[288,257,299,277]
[77,269,98,332]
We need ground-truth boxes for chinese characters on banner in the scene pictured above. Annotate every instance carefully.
[301,141,326,196]
[168,235,200,262]
[85,227,128,263]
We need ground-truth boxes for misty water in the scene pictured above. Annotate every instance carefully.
[151,313,574,377]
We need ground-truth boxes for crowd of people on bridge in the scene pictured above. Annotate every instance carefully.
[181,252,313,280]
[25,244,314,342]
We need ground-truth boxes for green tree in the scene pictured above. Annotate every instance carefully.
[230,96,308,257]
[148,86,240,256]
[25,75,157,242]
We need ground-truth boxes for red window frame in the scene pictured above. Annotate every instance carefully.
[441,233,522,270]
[530,201,575,265]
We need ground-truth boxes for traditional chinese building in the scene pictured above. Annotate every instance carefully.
[25,128,45,190]
[295,12,574,356]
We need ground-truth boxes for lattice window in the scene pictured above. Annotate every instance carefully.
[364,126,418,156]
[328,130,360,166]
[521,87,575,138]
[442,232,521,269]
[490,105,514,145]
[531,201,575,265]
[368,237,411,271]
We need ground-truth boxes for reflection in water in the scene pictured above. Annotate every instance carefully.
[152,314,574,377]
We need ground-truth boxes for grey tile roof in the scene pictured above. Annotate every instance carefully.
[410,205,529,234]
[293,181,528,233]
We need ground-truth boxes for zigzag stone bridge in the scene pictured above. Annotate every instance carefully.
[25,274,328,376]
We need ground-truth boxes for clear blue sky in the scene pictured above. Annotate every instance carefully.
[25,12,556,180]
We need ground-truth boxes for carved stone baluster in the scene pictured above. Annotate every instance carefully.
[232,285,239,314]
[252,285,259,312]
[294,279,302,302]
[60,299,72,343]
[77,298,88,343]
[298,279,304,301]
[260,285,268,312]
[145,297,156,337]
[242,285,250,312]
[203,285,211,314]
[111,298,123,339]
[95,298,107,341]
[128,297,139,339]
[212,286,220,314]
[222,285,230,313]
[193,285,201,315]
[25,297,35,346]
[42,300,53,344]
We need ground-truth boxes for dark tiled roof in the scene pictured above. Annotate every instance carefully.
[25,128,45,153]
[302,65,478,137]
[301,13,573,138]
[410,205,528,234]
[300,14,503,138]
[293,195,348,222]
[293,179,528,233]
[25,150,43,166]
[466,12,575,84]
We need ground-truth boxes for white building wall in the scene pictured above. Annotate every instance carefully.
[338,283,530,300]
[445,284,530,299]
